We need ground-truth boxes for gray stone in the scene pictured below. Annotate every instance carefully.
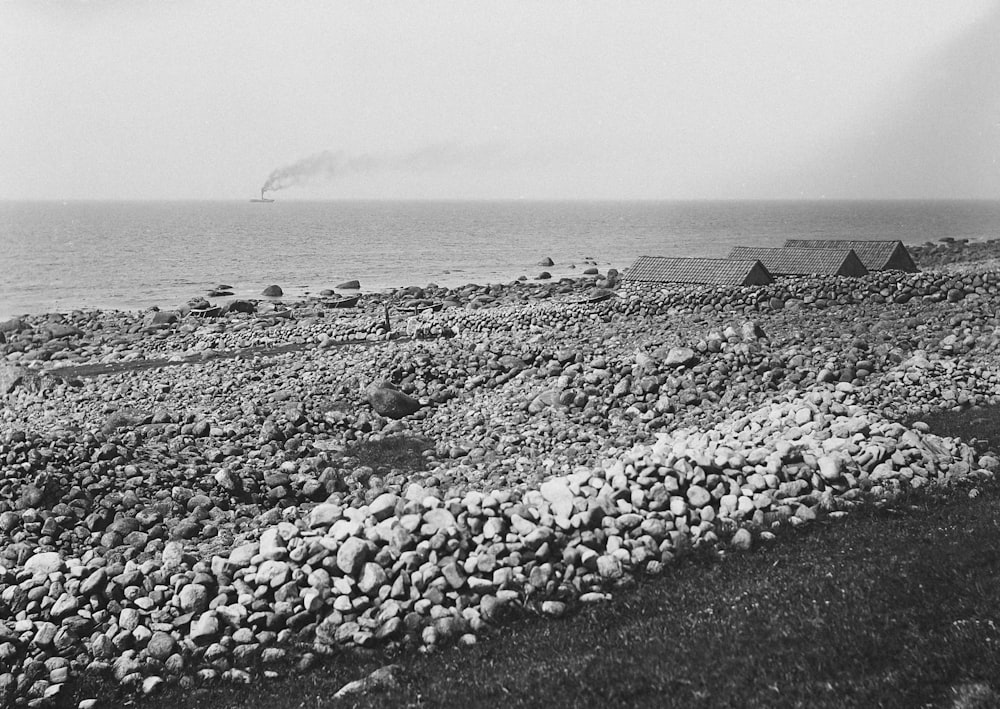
[817,456,842,481]
[255,559,290,587]
[190,612,220,644]
[369,493,399,522]
[596,555,623,579]
[177,583,209,614]
[422,508,456,535]
[686,485,712,508]
[540,478,574,518]
[358,562,387,596]
[333,664,402,699]
[664,347,698,368]
[24,551,62,578]
[309,503,343,528]
[731,528,753,551]
[336,537,370,576]
[259,527,287,560]
[365,382,421,419]
[146,632,176,661]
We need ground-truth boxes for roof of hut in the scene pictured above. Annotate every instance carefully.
[727,246,869,277]
[624,256,773,286]
[782,239,918,272]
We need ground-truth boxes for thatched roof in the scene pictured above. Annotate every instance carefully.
[783,239,918,272]
[624,256,773,286]
[728,246,869,277]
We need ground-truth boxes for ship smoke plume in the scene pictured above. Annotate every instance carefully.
[261,144,475,194]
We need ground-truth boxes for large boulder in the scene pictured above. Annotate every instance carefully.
[337,280,361,290]
[538,257,554,267]
[0,317,25,333]
[145,310,179,326]
[45,324,83,339]
[1,365,29,394]
[261,285,283,297]
[365,381,421,419]
[225,299,257,314]
[664,347,698,368]
[527,389,566,414]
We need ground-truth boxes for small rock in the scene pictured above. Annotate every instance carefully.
[686,485,711,508]
[177,583,209,614]
[664,347,698,368]
[333,664,402,699]
[146,632,176,661]
[190,612,220,644]
[731,528,753,551]
[336,537,370,576]
[24,551,62,578]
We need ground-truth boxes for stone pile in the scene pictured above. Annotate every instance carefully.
[0,393,992,705]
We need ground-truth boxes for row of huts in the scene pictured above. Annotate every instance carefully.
[624,239,918,287]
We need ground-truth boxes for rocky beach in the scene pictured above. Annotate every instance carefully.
[2,238,1000,707]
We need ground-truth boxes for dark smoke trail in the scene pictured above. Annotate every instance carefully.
[260,144,474,194]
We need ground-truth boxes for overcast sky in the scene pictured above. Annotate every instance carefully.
[1,1,997,200]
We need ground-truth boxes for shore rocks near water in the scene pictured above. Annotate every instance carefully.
[3,245,1000,705]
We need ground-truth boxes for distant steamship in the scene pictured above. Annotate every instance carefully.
[250,189,274,203]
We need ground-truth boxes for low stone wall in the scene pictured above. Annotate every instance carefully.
[615,270,1000,317]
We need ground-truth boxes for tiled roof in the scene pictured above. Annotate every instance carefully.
[728,247,868,276]
[783,239,917,271]
[624,256,772,286]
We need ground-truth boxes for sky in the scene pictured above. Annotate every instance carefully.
[1,1,997,201]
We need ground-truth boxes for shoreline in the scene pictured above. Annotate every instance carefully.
[3,239,1000,706]
[5,199,998,324]
[0,259,624,323]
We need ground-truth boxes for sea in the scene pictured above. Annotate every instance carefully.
[2,200,999,320]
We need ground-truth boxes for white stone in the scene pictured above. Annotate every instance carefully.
[540,478,575,518]
[259,527,287,560]
[817,456,843,481]
[24,551,62,578]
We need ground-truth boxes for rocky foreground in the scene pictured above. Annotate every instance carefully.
[1,239,999,706]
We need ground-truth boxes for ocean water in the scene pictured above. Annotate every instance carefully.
[1,200,999,320]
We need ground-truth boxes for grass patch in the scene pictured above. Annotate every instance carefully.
[342,435,434,475]
[907,404,1000,454]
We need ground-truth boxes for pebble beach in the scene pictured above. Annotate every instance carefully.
[2,238,1000,706]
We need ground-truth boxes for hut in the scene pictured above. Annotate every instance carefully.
[783,239,918,272]
[727,246,869,277]
[624,256,773,286]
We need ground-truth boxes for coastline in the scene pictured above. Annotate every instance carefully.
[2,239,1000,706]
[6,198,999,323]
